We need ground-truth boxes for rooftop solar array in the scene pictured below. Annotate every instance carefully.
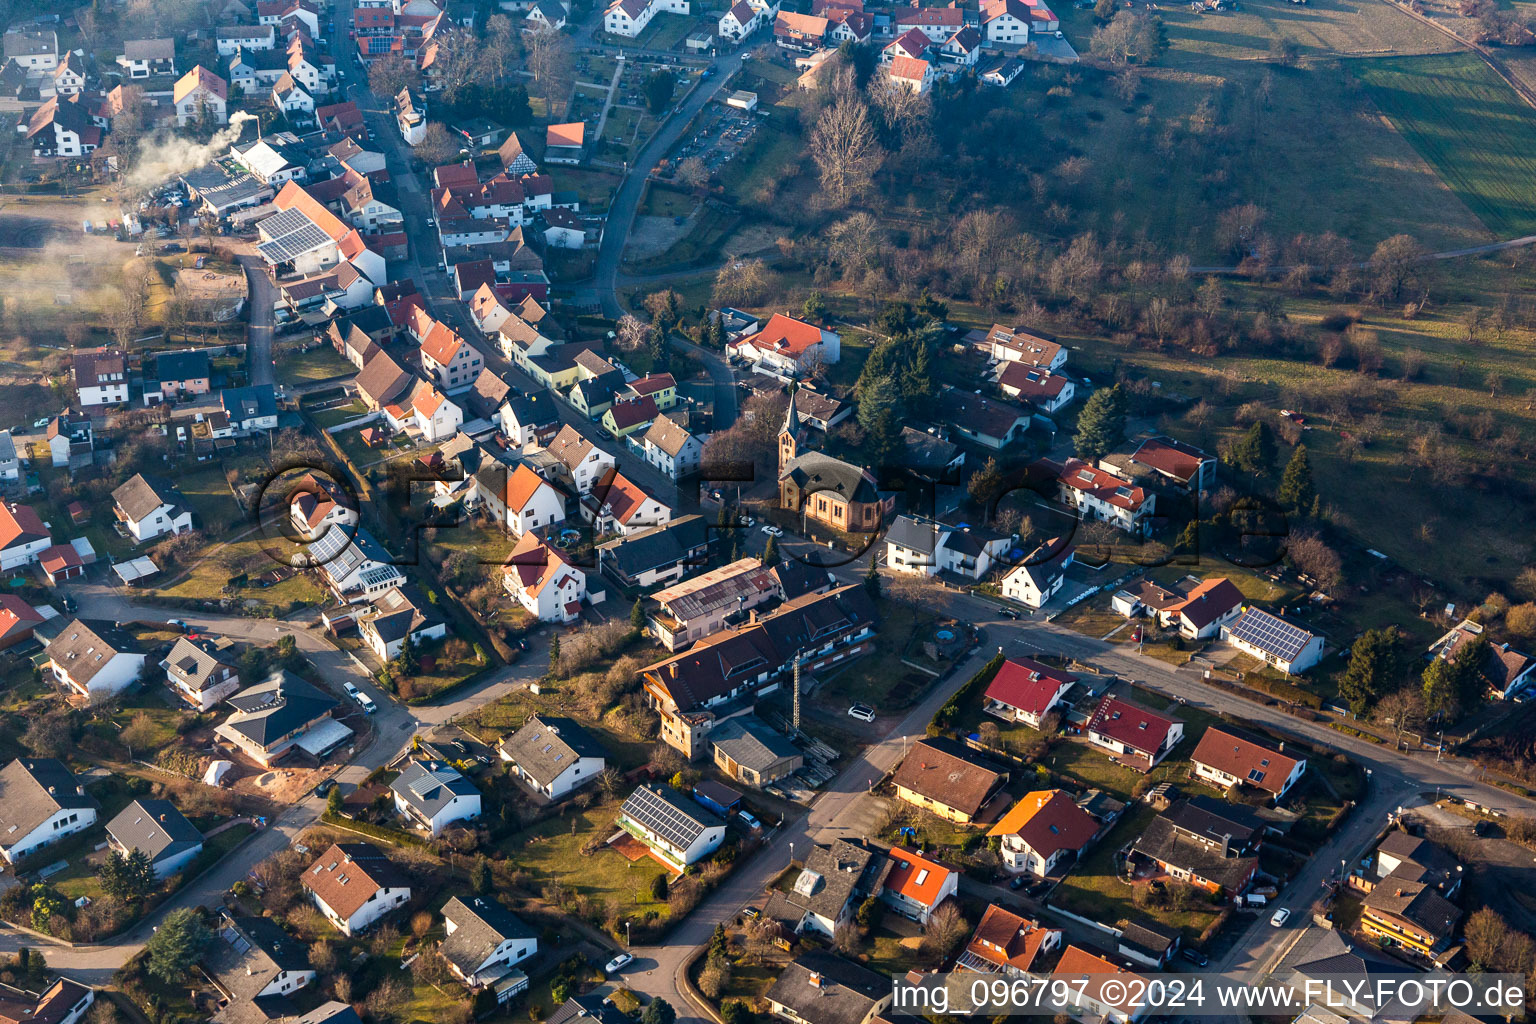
[622,785,709,849]
[258,207,334,263]
[1230,607,1312,662]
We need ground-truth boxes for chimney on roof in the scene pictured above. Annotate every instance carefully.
[808,972,823,989]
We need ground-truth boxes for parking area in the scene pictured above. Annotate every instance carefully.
[661,104,761,180]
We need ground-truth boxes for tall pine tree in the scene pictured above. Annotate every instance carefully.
[1277,444,1317,511]
[1073,385,1127,461]
[1339,627,1399,716]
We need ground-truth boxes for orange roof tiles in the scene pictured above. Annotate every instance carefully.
[986,790,1098,858]
[505,463,551,512]
[884,846,953,908]
[273,180,352,243]
[889,55,930,82]
[506,531,577,597]
[546,122,585,149]
[173,65,227,104]
[733,313,825,358]
[0,503,48,551]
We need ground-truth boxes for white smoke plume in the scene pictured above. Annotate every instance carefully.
[125,110,259,194]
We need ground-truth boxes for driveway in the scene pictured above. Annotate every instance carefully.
[238,252,275,387]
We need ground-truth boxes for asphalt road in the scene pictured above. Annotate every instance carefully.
[239,252,276,387]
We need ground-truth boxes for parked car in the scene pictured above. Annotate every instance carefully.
[1270,908,1291,927]
[1027,880,1052,898]
[1180,948,1209,967]
[314,779,337,797]
[760,524,784,537]
[604,953,634,975]
[1008,875,1026,890]
[736,810,761,831]
[848,703,876,722]
[344,682,360,698]
[359,694,378,714]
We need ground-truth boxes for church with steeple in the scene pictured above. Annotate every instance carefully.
[777,387,893,533]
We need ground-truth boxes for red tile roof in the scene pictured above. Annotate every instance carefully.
[731,314,826,359]
[984,657,1075,717]
[0,503,48,551]
[883,846,953,908]
[986,790,1098,859]
[1167,577,1244,630]
[1086,695,1177,757]
[1127,436,1209,484]
[889,55,930,82]
[1052,458,1148,512]
[1190,727,1301,795]
[965,904,1057,972]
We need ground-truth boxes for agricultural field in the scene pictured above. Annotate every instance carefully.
[1355,52,1536,237]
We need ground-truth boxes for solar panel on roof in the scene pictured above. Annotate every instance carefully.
[1230,608,1311,662]
[624,787,706,849]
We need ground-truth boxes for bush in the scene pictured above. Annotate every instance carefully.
[929,653,1005,735]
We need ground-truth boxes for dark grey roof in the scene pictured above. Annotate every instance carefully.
[497,716,606,788]
[545,994,629,1024]
[106,799,202,867]
[899,427,960,478]
[502,389,559,430]
[765,839,886,929]
[766,952,888,1024]
[772,560,831,601]
[1162,796,1263,849]
[293,1003,361,1024]
[222,384,278,422]
[0,759,98,850]
[709,717,800,774]
[1130,812,1257,892]
[391,760,479,816]
[222,671,337,748]
[151,350,211,385]
[439,896,536,976]
[885,515,942,556]
[1117,920,1176,959]
[207,914,312,1024]
[598,515,707,576]
[164,635,234,689]
[620,783,723,846]
[113,473,186,523]
[780,452,880,505]
[360,585,443,645]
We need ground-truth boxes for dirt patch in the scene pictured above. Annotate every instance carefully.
[0,215,57,249]
[625,213,697,259]
[230,764,326,803]
[720,223,780,259]
[174,267,246,319]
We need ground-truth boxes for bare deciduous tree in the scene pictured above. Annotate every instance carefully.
[526,27,573,103]
[810,94,883,207]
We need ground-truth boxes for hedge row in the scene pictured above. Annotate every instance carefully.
[929,652,1006,735]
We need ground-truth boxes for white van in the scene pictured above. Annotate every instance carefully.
[1242,893,1268,907]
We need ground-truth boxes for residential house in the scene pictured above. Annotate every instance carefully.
[640,414,702,481]
[354,352,413,414]
[938,25,983,66]
[218,25,278,55]
[729,314,840,378]
[503,531,588,624]
[1052,945,1148,1024]
[1223,606,1324,675]
[44,619,145,699]
[439,897,537,999]
[1100,435,1217,493]
[1000,537,1075,609]
[417,314,484,394]
[719,1,764,40]
[289,473,360,542]
[73,348,129,407]
[954,904,1062,976]
[543,425,617,495]
[303,842,412,935]
[497,132,537,175]
[639,586,878,759]
[396,86,427,144]
[52,51,86,96]
[597,515,708,590]
[497,715,606,801]
[46,413,92,468]
[0,502,51,571]
[0,759,98,863]
[146,351,212,405]
[937,387,1030,449]
[392,760,481,836]
[886,55,933,94]
[891,736,1008,823]
[997,363,1074,414]
[774,10,829,50]
[3,27,58,70]
[1119,576,1245,640]
[113,473,194,542]
[106,799,203,879]
[1190,726,1307,800]
[1130,796,1262,896]
[222,385,280,433]
[1085,695,1184,771]
[602,396,660,440]
[504,463,566,537]
[358,585,447,661]
[0,430,17,482]
[880,847,958,925]
[894,3,965,41]
[204,913,315,1024]
[764,953,890,1024]
[616,783,725,870]
[709,716,803,788]
[1360,874,1462,957]
[648,558,780,651]
[498,390,561,450]
[1033,457,1155,535]
[0,980,93,1024]
[987,790,1099,875]
[382,380,464,443]
[543,120,586,163]
[983,323,1064,368]
[216,671,351,767]
[982,657,1075,727]
[582,469,671,536]
[762,839,887,941]
[24,96,102,158]
[602,0,691,38]
[882,515,1009,580]
[306,526,405,603]
[174,65,229,125]
[0,595,45,651]
[163,635,240,711]
[542,207,583,249]
[1429,618,1536,700]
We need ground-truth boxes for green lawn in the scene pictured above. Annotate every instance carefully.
[1356,53,1536,237]
[310,399,371,431]
[275,344,353,382]
[498,799,673,921]
[811,601,942,710]
[462,688,655,771]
